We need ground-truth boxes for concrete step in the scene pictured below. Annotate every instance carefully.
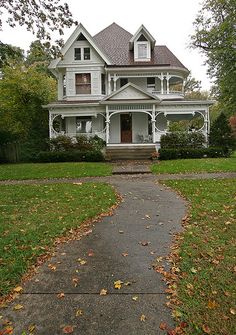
[105,145,156,160]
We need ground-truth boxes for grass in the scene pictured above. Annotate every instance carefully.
[151,157,236,174]
[0,182,117,296]
[0,162,112,181]
[163,179,236,335]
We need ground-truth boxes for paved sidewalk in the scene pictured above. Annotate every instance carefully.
[0,177,186,334]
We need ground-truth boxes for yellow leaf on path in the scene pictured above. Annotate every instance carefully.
[140,314,146,322]
[77,258,87,265]
[13,286,23,293]
[13,304,24,311]
[48,264,57,271]
[124,281,132,286]
[72,277,79,287]
[28,324,36,333]
[132,296,138,301]
[75,309,83,317]
[100,289,108,296]
[114,280,123,289]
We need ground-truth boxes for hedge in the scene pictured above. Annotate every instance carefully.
[159,147,230,160]
[160,132,206,149]
[34,150,104,163]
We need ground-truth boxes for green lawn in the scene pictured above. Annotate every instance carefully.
[151,157,236,174]
[0,162,112,180]
[163,179,236,335]
[0,182,117,296]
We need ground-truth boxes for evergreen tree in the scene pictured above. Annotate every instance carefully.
[209,113,235,149]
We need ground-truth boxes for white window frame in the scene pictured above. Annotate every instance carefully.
[74,47,91,61]
[134,41,151,62]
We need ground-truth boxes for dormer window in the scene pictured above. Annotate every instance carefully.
[74,48,81,60]
[74,47,91,61]
[138,43,148,59]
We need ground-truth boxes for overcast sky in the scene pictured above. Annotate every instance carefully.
[0,0,212,90]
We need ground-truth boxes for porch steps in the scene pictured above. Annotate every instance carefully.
[105,145,156,160]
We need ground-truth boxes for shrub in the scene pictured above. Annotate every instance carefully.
[160,132,206,149]
[35,150,104,163]
[209,112,235,149]
[159,147,229,160]
[48,135,106,152]
[49,135,74,151]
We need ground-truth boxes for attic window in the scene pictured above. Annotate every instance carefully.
[77,33,87,41]
[137,34,148,41]
[138,44,148,59]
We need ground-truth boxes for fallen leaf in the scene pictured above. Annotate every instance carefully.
[132,296,138,301]
[77,258,87,265]
[140,241,150,246]
[75,309,83,317]
[114,280,123,289]
[72,277,79,287]
[172,310,182,318]
[140,314,146,322]
[119,230,124,234]
[48,264,57,271]
[13,304,24,311]
[13,286,23,293]
[121,252,129,257]
[230,308,236,315]
[57,292,65,299]
[124,281,131,286]
[73,182,82,185]
[88,249,94,257]
[145,214,151,219]
[62,325,74,333]
[0,327,14,334]
[100,289,107,296]
[159,322,167,330]
[190,267,197,274]
[28,324,36,333]
[207,300,218,309]
[202,324,211,334]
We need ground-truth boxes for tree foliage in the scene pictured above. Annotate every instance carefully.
[209,112,235,149]
[0,0,76,55]
[0,63,56,157]
[191,0,236,115]
[0,41,24,67]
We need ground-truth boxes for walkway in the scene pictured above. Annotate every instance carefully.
[0,176,186,334]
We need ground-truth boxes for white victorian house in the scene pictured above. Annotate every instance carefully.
[46,23,213,158]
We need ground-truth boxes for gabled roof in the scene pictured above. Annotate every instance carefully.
[49,23,111,69]
[93,23,188,71]
[129,25,156,50]
[100,82,160,104]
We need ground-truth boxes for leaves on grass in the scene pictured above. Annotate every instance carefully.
[202,324,211,334]
[114,280,123,289]
[207,300,218,309]
[190,267,197,274]
[13,286,23,293]
[62,325,74,333]
[230,308,235,315]
[100,289,107,296]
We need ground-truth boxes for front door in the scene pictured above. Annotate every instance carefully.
[120,114,132,143]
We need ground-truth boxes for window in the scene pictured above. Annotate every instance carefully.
[63,75,66,96]
[138,44,148,59]
[101,74,106,94]
[76,116,92,134]
[120,78,128,87]
[75,73,91,94]
[147,77,155,90]
[84,48,90,60]
[74,48,81,60]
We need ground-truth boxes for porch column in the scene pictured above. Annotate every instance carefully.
[113,74,117,91]
[105,107,110,144]
[152,105,156,143]
[166,73,170,94]
[160,73,164,94]
[108,73,111,95]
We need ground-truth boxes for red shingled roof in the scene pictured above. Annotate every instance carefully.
[93,23,188,70]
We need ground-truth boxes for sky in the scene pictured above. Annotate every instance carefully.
[0,0,212,90]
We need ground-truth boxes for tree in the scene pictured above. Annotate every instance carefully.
[0,42,24,67]
[184,74,211,100]
[191,0,236,116]
[26,40,53,75]
[209,112,235,149]
[0,0,76,55]
[0,63,56,158]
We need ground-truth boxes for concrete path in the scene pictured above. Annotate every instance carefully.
[0,176,186,334]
